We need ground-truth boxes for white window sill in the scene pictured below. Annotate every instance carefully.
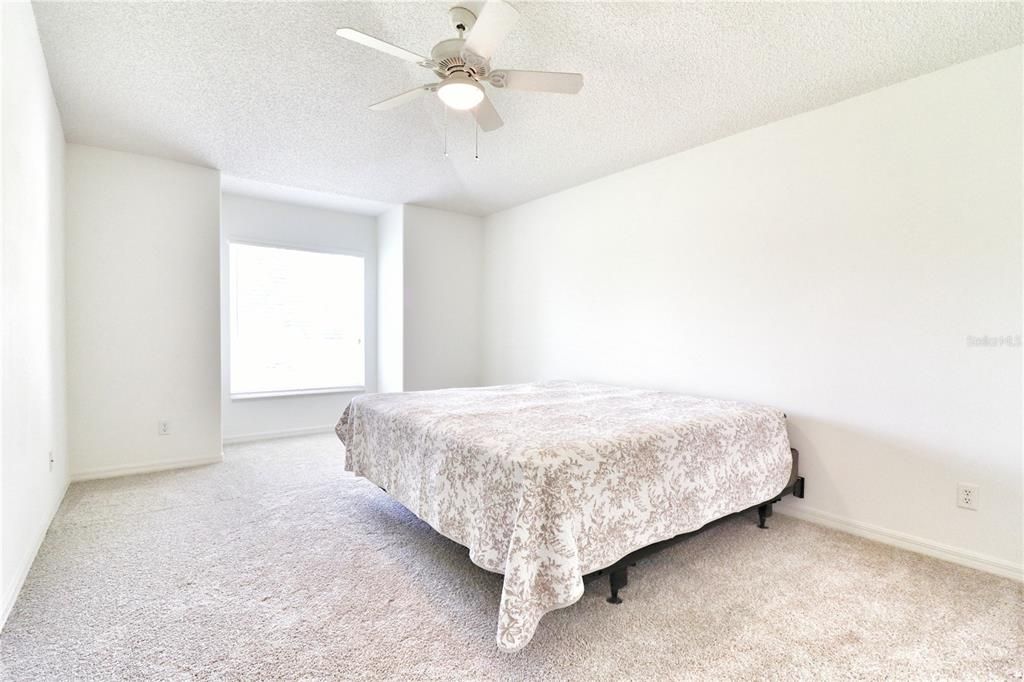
[230,387,365,401]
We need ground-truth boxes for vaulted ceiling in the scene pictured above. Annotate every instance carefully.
[33,1,1022,215]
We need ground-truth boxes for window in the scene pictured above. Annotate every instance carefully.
[229,242,364,397]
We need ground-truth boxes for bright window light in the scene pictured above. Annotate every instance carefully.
[229,242,364,397]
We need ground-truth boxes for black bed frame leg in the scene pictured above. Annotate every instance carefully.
[757,502,773,529]
[607,566,628,604]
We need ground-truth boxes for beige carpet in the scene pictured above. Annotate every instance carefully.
[1,434,1020,680]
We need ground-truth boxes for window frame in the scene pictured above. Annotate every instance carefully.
[226,237,368,401]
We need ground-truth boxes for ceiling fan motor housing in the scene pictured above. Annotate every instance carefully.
[430,37,488,80]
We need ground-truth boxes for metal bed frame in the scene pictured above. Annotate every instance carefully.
[377,445,805,606]
[588,447,805,604]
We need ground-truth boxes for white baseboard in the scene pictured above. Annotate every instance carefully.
[778,505,1022,582]
[2,479,70,629]
[70,453,224,482]
[222,425,334,445]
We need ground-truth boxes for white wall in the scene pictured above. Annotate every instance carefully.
[482,47,1023,577]
[402,205,482,391]
[377,206,404,393]
[220,193,378,441]
[1,1,68,622]
[65,145,221,479]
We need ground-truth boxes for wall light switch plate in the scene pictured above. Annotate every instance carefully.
[158,420,171,436]
[957,483,979,510]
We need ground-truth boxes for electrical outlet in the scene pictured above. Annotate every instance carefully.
[957,483,979,511]
[158,420,171,436]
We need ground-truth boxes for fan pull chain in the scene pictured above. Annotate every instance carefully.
[474,122,479,161]
[443,106,448,159]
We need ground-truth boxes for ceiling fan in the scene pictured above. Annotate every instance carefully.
[336,0,583,132]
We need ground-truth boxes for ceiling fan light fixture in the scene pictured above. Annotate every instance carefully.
[338,0,583,133]
[437,75,484,110]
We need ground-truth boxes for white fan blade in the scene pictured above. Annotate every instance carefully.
[462,0,519,60]
[336,28,426,64]
[490,70,583,94]
[472,93,503,132]
[370,84,436,111]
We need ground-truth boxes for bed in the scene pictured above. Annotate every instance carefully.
[336,380,802,651]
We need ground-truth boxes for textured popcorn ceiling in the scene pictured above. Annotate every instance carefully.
[34,1,1022,216]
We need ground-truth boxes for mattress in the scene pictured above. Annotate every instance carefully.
[336,381,792,651]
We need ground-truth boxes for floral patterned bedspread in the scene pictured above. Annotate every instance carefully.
[336,381,792,651]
